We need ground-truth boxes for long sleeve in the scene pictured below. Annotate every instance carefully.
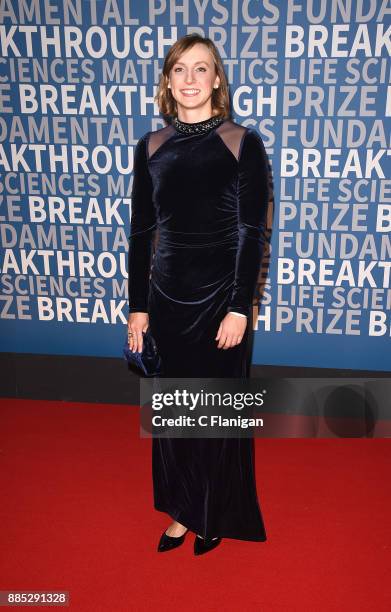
[226,129,269,318]
[128,132,157,313]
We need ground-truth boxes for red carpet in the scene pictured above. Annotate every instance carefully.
[0,398,390,611]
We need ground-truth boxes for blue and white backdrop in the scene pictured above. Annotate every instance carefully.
[0,1,390,371]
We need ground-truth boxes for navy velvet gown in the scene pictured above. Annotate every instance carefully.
[128,116,269,541]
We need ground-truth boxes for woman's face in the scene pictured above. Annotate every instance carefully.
[168,43,220,115]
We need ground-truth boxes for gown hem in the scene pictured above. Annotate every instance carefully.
[153,503,267,542]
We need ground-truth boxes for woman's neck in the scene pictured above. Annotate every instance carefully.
[176,108,218,123]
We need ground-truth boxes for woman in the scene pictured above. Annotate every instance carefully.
[127,34,270,555]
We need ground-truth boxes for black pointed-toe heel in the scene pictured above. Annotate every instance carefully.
[157,528,188,552]
[194,534,222,556]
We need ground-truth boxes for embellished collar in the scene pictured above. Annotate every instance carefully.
[172,114,225,135]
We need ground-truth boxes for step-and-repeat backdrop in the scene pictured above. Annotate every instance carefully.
[0,2,390,371]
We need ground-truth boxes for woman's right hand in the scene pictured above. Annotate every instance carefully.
[127,312,149,353]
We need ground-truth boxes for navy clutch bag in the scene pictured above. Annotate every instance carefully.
[123,328,162,377]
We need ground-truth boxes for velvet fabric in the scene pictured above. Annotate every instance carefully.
[128,118,269,541]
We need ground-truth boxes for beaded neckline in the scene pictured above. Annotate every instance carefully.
[172,114,225,135]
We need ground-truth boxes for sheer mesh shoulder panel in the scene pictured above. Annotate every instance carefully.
[147,125,176,160]
[215,120,247,162]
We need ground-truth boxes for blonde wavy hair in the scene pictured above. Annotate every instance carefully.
[155,34,231,120]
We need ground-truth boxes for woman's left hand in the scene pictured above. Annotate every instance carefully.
[215,313,248,349]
